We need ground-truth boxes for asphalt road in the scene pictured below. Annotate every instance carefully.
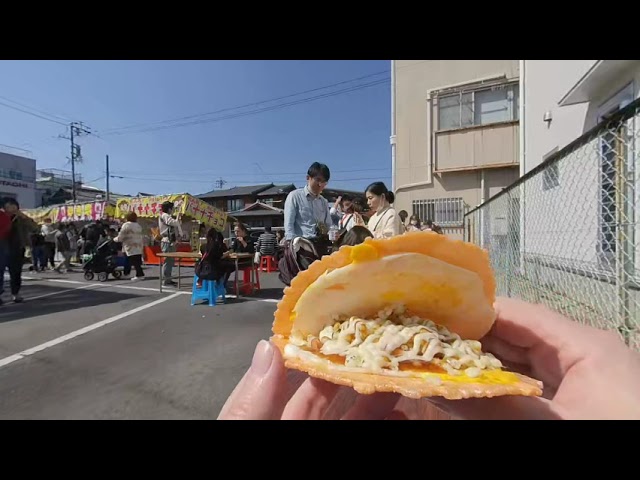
[0,264,282,419]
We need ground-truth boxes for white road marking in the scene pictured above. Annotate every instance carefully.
[24,283,104,301]
[225,295,279,303]
[24,277,190,295]
[21,277,281,302]
[0,293,182,369]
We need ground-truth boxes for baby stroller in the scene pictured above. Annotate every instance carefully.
[82,239,122,282]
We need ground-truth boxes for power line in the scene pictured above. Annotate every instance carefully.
[0,143,33,156]
[99,69,390,135]
[109,175,388,185]
[86,175,106,184]
[110,167,390,178]
[102,79,389,136]
[0,95,74,123]
[0,100,68,126]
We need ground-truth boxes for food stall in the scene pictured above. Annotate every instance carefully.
[24,200,117,225]
[22,200,120,265]
[115,193,227,266]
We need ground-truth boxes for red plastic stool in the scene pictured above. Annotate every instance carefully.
[238,266,260,294]
[260,255,278,272]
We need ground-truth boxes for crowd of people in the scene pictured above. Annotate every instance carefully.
[284,162,441,248]
[277,162,443,285]
[0,197,182,303]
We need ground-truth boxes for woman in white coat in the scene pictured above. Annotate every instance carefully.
[362,182,402,239]
[115,212,145,281]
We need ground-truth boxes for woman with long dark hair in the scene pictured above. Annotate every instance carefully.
[196,228,235,287]
[333,225,373,252]
[363,182,402,239]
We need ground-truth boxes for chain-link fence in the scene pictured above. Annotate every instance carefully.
[465,98,640,350]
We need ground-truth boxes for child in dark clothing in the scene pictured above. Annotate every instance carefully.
[196,229,234,287]
[30,232,46,272]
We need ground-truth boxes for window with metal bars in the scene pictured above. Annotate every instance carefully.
[412,198,466,226]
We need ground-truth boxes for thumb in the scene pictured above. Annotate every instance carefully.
[217,340,288,420]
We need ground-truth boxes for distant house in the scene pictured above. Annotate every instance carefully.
[197,183,369,233]
[197,183,295,215]
[255,184,296,208]
[36,168,128,207]
[321,188,367,207]
[228,202,285,231]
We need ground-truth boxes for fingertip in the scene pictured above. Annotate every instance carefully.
[250,340,275,375]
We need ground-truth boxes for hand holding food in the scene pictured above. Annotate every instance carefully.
[219,232,640,420]
[428,297,640,419]
[217,339,404,420]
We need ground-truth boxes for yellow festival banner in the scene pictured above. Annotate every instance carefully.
[24,201,116,224]
[115,194,227,232]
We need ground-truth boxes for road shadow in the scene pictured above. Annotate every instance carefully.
[0,284,142,324]
[249,288,283,300]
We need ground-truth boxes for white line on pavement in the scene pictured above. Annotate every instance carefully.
[225,295,279,303]
[23,277,191,295]
[24,283,104,302]
[21,276,281,303]
[0,293,183,370]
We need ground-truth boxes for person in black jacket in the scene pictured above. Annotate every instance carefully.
[2,198,38,304]
[230,223,255,254]
[80,221,103,255]
[196,228,234,286]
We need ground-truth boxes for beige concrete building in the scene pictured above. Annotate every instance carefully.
[391,60,520,238]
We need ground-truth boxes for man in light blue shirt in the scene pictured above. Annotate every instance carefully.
[284,162,333,240]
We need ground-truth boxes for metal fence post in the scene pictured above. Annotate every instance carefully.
[616,119,636,345]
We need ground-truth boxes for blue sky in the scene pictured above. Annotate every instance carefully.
[0,60,391,197]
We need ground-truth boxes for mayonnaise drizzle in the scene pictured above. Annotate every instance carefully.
[291,306,502,377]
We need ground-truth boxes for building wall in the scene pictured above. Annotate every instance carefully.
[522,60,596,173]
[0,152,37,209]
[523,60,640,172]
[400,167,521,211]
[522,60,640,274]
[393,60,520,239]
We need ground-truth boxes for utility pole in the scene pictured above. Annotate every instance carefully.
[105,154,110,203]
[215,177,227,190]
[70,124,75,202]
[59,122,92,203]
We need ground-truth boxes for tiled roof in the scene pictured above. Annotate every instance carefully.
[229,209,284,218]
[196,184,273,199]
[256,184,296,196]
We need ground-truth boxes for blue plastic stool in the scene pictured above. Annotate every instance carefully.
[191,275,226,307]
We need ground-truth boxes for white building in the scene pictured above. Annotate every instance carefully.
[520,60,640,273]
[522,60,639,172]
[0,151,37,209]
